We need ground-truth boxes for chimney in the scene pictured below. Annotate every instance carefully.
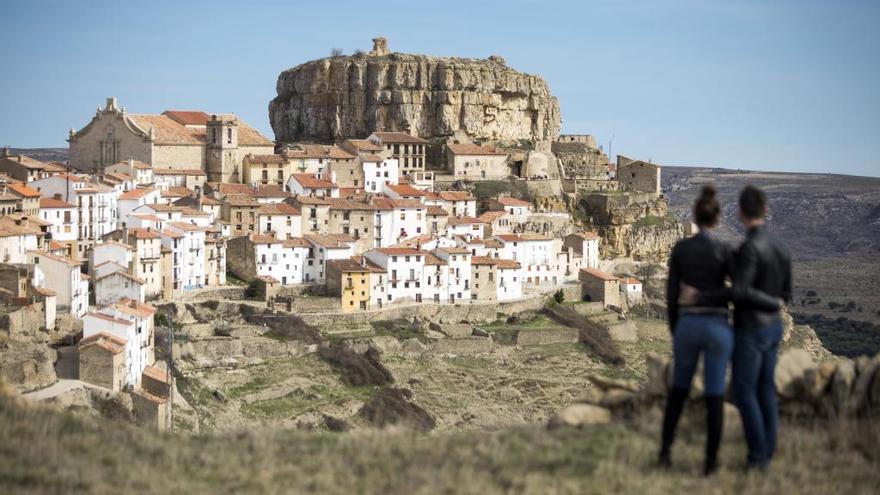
[53,193,62,200]
[360,256,366,268]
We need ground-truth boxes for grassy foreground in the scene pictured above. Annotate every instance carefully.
[1,393,878,494]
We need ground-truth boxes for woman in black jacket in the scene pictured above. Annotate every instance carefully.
[659,185,779,475]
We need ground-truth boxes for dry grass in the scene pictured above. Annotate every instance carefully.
[2,391,877,494]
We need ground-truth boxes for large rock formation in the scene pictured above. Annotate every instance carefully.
[269,38,562,143]
[579,193,684,260]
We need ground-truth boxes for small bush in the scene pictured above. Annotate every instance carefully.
[330,47,343,57]
[553,290,566,304]
[318,343,394,387]
[358,387,435,431]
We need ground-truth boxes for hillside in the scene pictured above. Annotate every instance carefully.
[2,380,878,494]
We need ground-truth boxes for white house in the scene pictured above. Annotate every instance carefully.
[287,173,340,198]
[372,198,427,247]
[250,235,310,285]
[0,219,41,263]
[38,196,78,243]
[365,247,426,305]
[28,250,89,317]
[303,234,355,284]
[620,277,643,304]
[89,240,133,274]
[425,191,477,218]
[489,197,532,223]
[82,312,139,386]
[444,216,485,240]
[94,270,145,306]
[30,174,120,259]
[165,222,206,290]
[257,202,302,240]
[495,234,556,288]
[433,247,472,303]
[362,156,399,193]
[420,252,449,304]
[102,299,157,372]
[117,188,162,222]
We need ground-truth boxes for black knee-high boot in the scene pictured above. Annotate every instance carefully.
[704,395,724,476]
[659,386,689,466]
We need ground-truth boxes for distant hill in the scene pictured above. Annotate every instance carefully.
[662,166,880,260]
[6,147,68,164]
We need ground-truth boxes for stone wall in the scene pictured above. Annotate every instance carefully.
[131,390,167,431]
[79,345,124,392]
[0,302,45,339]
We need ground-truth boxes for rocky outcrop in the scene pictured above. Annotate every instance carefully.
[0,341,57,392]
[579,192,683,260]
[269,40,561,143]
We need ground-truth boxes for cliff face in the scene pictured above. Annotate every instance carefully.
[579,193,683,261]
[269,52,561,143]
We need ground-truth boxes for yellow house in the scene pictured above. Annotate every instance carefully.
[326,257,384,312]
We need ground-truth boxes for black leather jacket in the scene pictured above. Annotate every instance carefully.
[667,230,780,333]
[699,225,792,330]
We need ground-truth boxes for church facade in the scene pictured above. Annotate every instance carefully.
[68,97,274,183]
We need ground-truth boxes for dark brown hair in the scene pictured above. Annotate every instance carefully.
[739,185,767,220]
[694,185,721,227]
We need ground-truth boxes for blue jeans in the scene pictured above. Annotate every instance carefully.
[732,320,783,466]
[672,314,734,396]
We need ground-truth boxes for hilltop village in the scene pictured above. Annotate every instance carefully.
[0,38,684,429]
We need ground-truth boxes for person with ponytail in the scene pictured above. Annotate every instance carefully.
[660,185,779,475]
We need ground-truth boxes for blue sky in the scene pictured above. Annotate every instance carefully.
[1,0,878,177]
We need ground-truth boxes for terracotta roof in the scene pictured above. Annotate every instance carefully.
[359,154,384,162]
[285,144,356,160]
[370,197,423,210]
[326,198,374,211]
[0,155,47,170]
[477,211,507,223]
[39,197,75,208]
[423,253,446,265]
[95,240,133,251]
[162,110,210,126]
[245,154,286,165]
[305,233,354,248]
[495,197,531,207]
[622,277,641,285]
[103,172,133,182]
[447,143,507,156]
[338,187,367,199]
[580,267,617,282]
[290,174,338,189]
[7,183,41,198]
[161,229,185,239]
[258,202,301,216]
[79,331,127,354]
[291,195,331,206]
[249,234,279,245]
[446,216,484,226]
[28,250,80,267]
[343,139,385,152]
[438,191,475,201]
[161,187,193,198]
[215,183,289,198]
[167,221,205,232]
[151,168,205,176]
[374,247,424,256]
[435,246,470,255]
[386,184,426,197]
[111,299,157,318]
[32,286,57,297]
[427,206,449,216]
[371,132,428,144]
[142,365,171,384]
[131,213,165,223]
[224,194,261,207]
[128,113,273,146]
[282,237,310,248]
[42,162,69,173]
[119,188,158,200]
[110,159,151,170]
[496,234,552,242]
[85,312,133,327]
[328,257,384,273]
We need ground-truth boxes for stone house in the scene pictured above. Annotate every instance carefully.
[471,256,522,302]
[242,154,289,187]
[78,332,127,392]
[426,206,449,236]
[288,196,331,235]
[617,156,661,196]
[446,143,509,180]
[281,144,357,176]
[325,160,365,189]
[326,199,379,253]
[0,262,57,331]
[0,150,50,182]
[151,168,205,191]
[104,159,153,186]
[579,267,620,307]
[6,183,41,216]
[367,132,428,177]
[67,97,274,180]
[204,229,226,286]
[226,234,310,286]
[221,194,261,237]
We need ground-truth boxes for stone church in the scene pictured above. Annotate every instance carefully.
[68,97,274,182]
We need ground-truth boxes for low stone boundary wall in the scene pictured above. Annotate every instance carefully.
[516,328,579,346]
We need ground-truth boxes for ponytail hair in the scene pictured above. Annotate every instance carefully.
[694,185,720,227]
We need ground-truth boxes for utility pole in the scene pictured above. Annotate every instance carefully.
[166,308,174,431]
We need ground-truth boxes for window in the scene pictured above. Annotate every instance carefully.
[227,128,233,144]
